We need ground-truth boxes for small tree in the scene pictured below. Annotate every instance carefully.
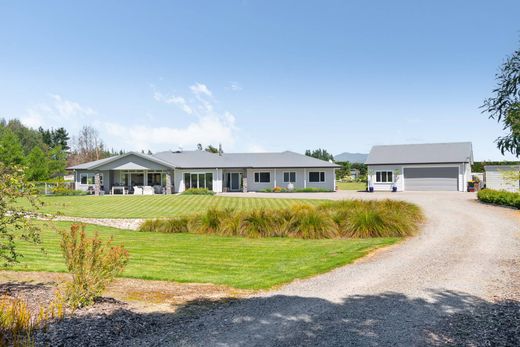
[305,148,334,162]
[0,128,25,166]
[0,163,41,265]
[60,224,129,309]
[26,146,49,181]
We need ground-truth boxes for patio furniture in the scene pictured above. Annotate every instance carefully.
[111,186,128,195]
[133,186,143,195]
[153,185,163,194]
[143,186,154,195]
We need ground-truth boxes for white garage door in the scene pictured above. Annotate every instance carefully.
[404,167,458,191]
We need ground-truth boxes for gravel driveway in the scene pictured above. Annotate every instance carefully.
[153,191,520,346]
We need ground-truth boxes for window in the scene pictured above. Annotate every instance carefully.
[254,172,271,183]
[80,173,103,185]
[148,173,162,186]
[375,171,393,183]
[80,174,88,184]
[283,172,296,183]
[184,172,214,190]
[309,171,325,182]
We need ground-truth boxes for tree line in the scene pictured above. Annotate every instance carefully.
[0,119,122,181]
[305,148,367,180]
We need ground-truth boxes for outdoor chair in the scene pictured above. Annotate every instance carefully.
[133,186,143,195]
[143,186,154,195]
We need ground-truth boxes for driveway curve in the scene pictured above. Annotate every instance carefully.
[155,192,520,346]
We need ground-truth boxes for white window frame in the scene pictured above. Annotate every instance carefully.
[254,171,271,183]
[309,171,325,183]
[184,172,214,190]
[375,170,393,183]
[80,173,103,185]
[283,171,296,183]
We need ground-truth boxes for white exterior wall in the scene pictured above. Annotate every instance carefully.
[245,168,336,191]
[367,163,469,192]
[485,170,520,192]
[175,168,223,193]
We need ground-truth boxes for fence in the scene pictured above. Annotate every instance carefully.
[33,181,75,195]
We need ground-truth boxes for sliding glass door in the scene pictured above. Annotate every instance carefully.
[184,173,213,190]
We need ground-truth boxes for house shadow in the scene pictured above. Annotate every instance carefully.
[33,289,519,346]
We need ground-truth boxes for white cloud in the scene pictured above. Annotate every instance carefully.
[103,82,240,151]
[190,83,213,98]
[153,91,193,114]
[228,81,243,92]
[21,94,96,129]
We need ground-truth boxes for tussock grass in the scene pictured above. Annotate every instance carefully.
[139,199,424,239]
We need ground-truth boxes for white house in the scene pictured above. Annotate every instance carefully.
[484,165,520,192]
[68,150,339,194]
[365,142,473,192]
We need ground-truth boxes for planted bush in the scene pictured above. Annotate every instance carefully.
[181,188,215,195]
[60,224,129,309]
[477,189,520,209]
[139,199,424,239]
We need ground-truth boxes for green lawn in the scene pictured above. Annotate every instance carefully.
[21,195,326,219]
[336,181,366,191]
[13,222,399,289]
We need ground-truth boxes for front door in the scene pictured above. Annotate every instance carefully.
[230,173,241,191]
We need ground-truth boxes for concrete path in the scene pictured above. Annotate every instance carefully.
[155,191,520,346]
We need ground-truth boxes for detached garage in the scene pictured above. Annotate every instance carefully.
[366,142,473,192]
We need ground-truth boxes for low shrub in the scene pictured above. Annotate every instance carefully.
[260,187,331,193]
[139,217,189,233]
[60,224,130,309]
[477,189,520,209]
[0,293,65,347]
[181,188,215,195]
[51,186,87,196]
[139,199,424,239]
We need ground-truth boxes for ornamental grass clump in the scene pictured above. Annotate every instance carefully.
[139,199,424,239]
[0,293,65,347]
[140,217,190,233]
[60,224,129,309]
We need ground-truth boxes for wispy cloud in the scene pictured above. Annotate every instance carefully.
[103,82,239,151]
[189,82,213,97]
[21,94,96,129]
[228,81,243,92]
[153,91,193,114]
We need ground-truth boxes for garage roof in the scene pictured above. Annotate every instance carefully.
[366,142,473,165]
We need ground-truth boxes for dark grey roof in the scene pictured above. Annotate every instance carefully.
[366,142,473,165]
[70,150,339,170]
[154,150,339,169]
[334,152,368,163]
[68,151,176,170]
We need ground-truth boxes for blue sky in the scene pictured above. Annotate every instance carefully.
[0,1,519,160]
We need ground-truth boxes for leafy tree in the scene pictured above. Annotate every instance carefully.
[336,161,352,180]
[26,146,49,181]
[305,148,334,162]
[0,128,25,165]
[197,143,203,151]
[482,45,520,156]
[4,119,44,155]
[0,163,41,265]
[47,146,67,178]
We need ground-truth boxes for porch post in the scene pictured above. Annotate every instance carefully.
[94,173,101,196]
[165,170,173,194]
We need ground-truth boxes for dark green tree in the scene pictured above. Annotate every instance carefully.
[0,128,25,165]
[305,148,334,162]
[482,45,520,156]
[26,146,49,181]
[5,119,44,155]
[47,145,67,178]
[52,127,70,151]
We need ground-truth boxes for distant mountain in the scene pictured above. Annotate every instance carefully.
[334,152,368,163]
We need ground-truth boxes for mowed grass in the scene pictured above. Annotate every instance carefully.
[337,181,366,191]
[12,221,399,289]
[19,195,325,219]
